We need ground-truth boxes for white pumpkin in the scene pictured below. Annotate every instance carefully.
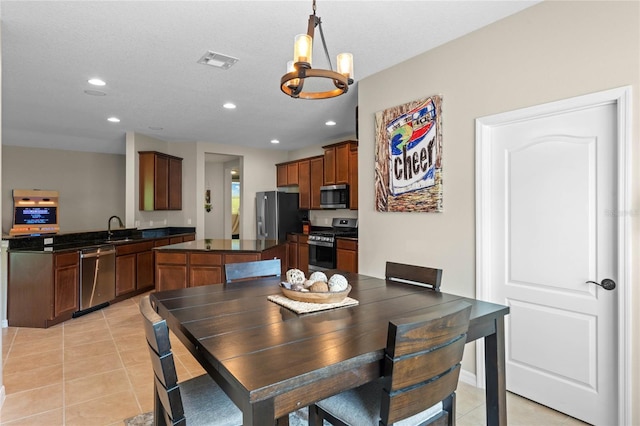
[309,271,328,283]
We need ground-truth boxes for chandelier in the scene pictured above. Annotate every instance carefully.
[280,0,354,100]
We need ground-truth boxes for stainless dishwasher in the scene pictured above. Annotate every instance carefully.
[74,244,116,317]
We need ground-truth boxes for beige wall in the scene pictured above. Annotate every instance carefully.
[357,0,638,421]
[1,146,126,234]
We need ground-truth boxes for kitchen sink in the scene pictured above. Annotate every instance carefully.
[102,237,136,244]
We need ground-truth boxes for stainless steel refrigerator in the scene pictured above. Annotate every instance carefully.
[256,191,301,242]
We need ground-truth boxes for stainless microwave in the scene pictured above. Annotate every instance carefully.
[320,184,349,209]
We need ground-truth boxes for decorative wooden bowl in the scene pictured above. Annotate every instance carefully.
[280,284,352,304]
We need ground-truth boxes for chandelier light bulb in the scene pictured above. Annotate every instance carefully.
[294,34,313,66]
[337,53,354,81]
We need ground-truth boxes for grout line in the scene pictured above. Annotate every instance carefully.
[105,303,145,414]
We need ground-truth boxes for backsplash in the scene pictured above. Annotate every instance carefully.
[309,209,357,226]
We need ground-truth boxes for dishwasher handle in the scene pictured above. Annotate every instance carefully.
[80,247,116,258]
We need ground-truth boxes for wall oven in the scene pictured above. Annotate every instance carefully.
[308,218,358,272]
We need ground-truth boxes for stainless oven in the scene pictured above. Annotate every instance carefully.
[308,237,335,271]
[308,218,358,272]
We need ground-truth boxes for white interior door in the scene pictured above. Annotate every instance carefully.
[485,101,619,425]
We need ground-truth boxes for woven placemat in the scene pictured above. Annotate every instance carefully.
[268,294,359,314]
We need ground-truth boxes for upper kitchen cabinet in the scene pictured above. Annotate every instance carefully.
[298,159,310,209]
[276,161,300,187]
[310,155,324,210]
[139,151,183,211]
[323,140,356,185]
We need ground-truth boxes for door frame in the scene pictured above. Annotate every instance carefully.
[474,86,632,424]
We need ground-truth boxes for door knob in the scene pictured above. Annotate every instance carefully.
[586,279,616,291]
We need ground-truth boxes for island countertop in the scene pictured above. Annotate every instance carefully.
[153,239,281,253]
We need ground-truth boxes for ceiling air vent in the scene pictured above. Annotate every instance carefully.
[197,51,239,70]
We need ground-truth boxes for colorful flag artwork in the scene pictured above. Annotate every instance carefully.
[375,95,443,212]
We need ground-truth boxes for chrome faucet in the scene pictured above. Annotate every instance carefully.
[107,215,124,239]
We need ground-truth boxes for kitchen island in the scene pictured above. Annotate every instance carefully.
[154,239,286,291]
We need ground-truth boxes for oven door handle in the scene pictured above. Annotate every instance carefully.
[308,240,334,248]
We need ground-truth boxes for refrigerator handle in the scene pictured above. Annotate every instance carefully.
[258,195,266,238]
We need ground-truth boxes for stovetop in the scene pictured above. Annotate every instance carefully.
[309,218,358,242]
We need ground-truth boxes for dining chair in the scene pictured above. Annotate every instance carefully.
[308,301,472,426]
[385,261,443,291]
[224,258,281,283]
[139,295,242,426]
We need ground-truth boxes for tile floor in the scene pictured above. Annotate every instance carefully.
[0,292,589,425]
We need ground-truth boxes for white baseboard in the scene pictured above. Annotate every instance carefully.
[0,385,5,409]
[460,369,479,387]
[1,320,7,328]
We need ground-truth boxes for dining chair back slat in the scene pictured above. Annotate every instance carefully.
[140,295,185,424]
[225,258,281,283]
[310,301,471,426]
[140,295,243,426]
[385,261,443,291]
[381,302,471,425]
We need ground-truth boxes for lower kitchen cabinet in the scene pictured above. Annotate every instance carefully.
[189,253,223,287]
[115,240,155,296]
[54,252,80,318]
[8,251,79,328]
[116,253,136,296]
[137,250,154,290]
[155,242,287,289]
[336,238,358,273]
[286,234,308,275]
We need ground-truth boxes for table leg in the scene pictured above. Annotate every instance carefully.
[484,316,507,426]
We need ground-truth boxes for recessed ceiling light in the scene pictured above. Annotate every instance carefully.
[223,103,236,109]
[325,120,337,126]
[270,139,280,144]
[88,78,106,86]
[107,117,120,123]
[84,90,106,96]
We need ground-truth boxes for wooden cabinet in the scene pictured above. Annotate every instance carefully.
[156,252,188,291]
[336,238,358,273]
[349,146,358,210]
[286,234,308,275]
[139,151,183,211]
[116,254,136,296]
[322,141,358,208]
[8,251,79,328]
[298,159,311,209]
[155,243,283,290]
[287,234,299,270]
[323,141,355,185]
[137,251,154,290]
[168,156,182,210]
[276,161,300,187]
[310,156,324,210]
[115,240,155,296]
[54,252,79,317]
[298,234,309,276]
[189,253,223,287]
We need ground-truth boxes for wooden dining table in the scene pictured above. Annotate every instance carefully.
[150,271,509,426]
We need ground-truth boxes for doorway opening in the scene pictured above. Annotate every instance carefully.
[204,153,242,239]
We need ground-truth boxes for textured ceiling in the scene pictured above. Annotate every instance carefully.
[1,1,539,155]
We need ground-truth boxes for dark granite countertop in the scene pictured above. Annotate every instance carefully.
[7,226,196,253]
[154,239,282,253]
